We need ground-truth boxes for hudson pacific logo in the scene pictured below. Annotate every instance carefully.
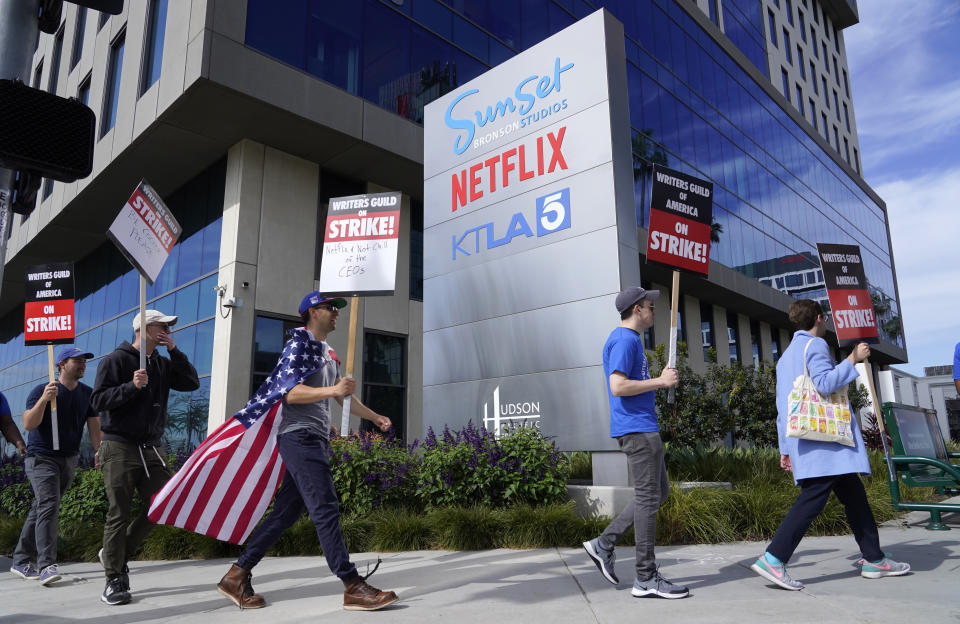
[443,57,575,155]
[452,188,570,259]
[482,386,542,437]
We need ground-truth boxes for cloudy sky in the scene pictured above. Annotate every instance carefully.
[843,1,960,376]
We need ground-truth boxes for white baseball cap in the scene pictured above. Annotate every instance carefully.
[132,309,178,331]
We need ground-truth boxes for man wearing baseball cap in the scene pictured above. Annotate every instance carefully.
[91,309,199,605]
[216,291,397,612]
[10,347,100,586]
[583,286,689,599]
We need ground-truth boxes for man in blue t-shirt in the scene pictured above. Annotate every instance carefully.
[583,286,688,599]
[953,342,960,395]
[10,348,100,586]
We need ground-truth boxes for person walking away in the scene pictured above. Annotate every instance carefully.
[751,299,910,590]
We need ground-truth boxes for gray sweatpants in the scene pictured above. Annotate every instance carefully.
[13,454,78,569]
[599,432,670,581]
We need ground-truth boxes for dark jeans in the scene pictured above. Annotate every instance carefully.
[237,428,357,580]
[767,472,883,563]
[14,454,78,569]
[100,439,171,579]
[600,432,670,581]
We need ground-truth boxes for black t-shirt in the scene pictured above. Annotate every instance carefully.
[26,381,96,457]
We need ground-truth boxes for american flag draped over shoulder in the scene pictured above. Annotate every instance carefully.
[148,327,337,544]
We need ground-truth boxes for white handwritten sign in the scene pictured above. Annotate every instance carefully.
[318,191,401,295]
[107,180,181,284]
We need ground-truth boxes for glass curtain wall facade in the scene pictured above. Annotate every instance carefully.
[244,0,901,351]
[0,160,225,457]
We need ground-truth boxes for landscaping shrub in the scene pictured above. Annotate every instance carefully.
[428,507,502,550]
[566,451,592,480]
[329,430,418,516]
[368,507,432,552]
[417,422,569,508]
[497,502,585,548]
[0,454,31,518]
[59,466,108,525]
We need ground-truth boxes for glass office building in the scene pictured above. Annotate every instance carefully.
[243,0,899,346]
[2,0,901,455]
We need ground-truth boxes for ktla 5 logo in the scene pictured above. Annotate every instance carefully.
[452,188,570,259]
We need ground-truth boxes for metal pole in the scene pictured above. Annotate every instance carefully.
[0,0,41,298]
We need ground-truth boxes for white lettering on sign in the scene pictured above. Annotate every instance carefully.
[834,308,875,329]
[26,316,73,333]
[132,195,174,250]
[664,198,699,217]
[328,215,396,239]
[835,275,860,286]
[648,231,707,264]
[847,295,858,305]
[654,171,711,198]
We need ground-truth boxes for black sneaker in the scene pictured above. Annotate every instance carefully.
[98,548,130,591]
[101,577,131,605]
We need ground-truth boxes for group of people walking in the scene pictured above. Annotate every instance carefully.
[6,292,397,611]
[5,286,912,609]
[582,289,910,596]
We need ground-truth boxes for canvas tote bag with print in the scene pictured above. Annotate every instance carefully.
[786,339,855,447]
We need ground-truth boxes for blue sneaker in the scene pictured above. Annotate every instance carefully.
[860,557,910,579]
[38,564,62,586]
[582,538,618,584]
[750,556,803,590]
[10,562,40,580]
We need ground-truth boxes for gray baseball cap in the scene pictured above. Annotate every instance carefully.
[615,286,660,314]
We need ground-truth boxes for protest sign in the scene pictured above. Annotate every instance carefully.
[816,243,878,346]
[24,262,75,346]
[107,180,181,286]
[318,191,401,296]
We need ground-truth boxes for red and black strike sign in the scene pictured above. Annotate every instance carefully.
[646,165,714,276]
[816,243,878,346]
[25,262,76,346]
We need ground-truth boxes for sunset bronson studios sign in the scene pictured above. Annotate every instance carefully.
[423,9,638,450]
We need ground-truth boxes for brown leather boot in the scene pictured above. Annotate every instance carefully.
[217,564,266,609]
[343,577,399,611]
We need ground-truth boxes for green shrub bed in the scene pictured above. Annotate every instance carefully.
[0,432,942,559]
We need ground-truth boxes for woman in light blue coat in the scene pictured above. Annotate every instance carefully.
[751,299,910,590]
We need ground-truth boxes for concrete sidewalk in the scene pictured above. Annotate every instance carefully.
[2,522,958,623]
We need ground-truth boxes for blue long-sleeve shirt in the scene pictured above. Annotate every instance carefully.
[776,330,871,483]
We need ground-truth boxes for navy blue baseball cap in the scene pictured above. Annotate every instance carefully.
[57,347,94,365]
[299,291,348,315]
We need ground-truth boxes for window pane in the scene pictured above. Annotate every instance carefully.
[174,280,200,326]
[101,33,124,137]
[140,0,167,94]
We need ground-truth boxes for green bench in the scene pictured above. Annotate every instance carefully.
[881,402,960,530]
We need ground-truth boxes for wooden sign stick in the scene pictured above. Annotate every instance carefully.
[667,269,680,404]
[340,295,360,436]
[47,345,59,451]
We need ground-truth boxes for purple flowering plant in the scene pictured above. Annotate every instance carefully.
[328,427,419,516]
[416,421,569,509]
[0,452,33,517]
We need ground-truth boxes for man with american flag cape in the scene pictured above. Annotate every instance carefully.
[148,292,397,611]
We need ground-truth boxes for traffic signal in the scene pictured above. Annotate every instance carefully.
[0,79,95,183]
